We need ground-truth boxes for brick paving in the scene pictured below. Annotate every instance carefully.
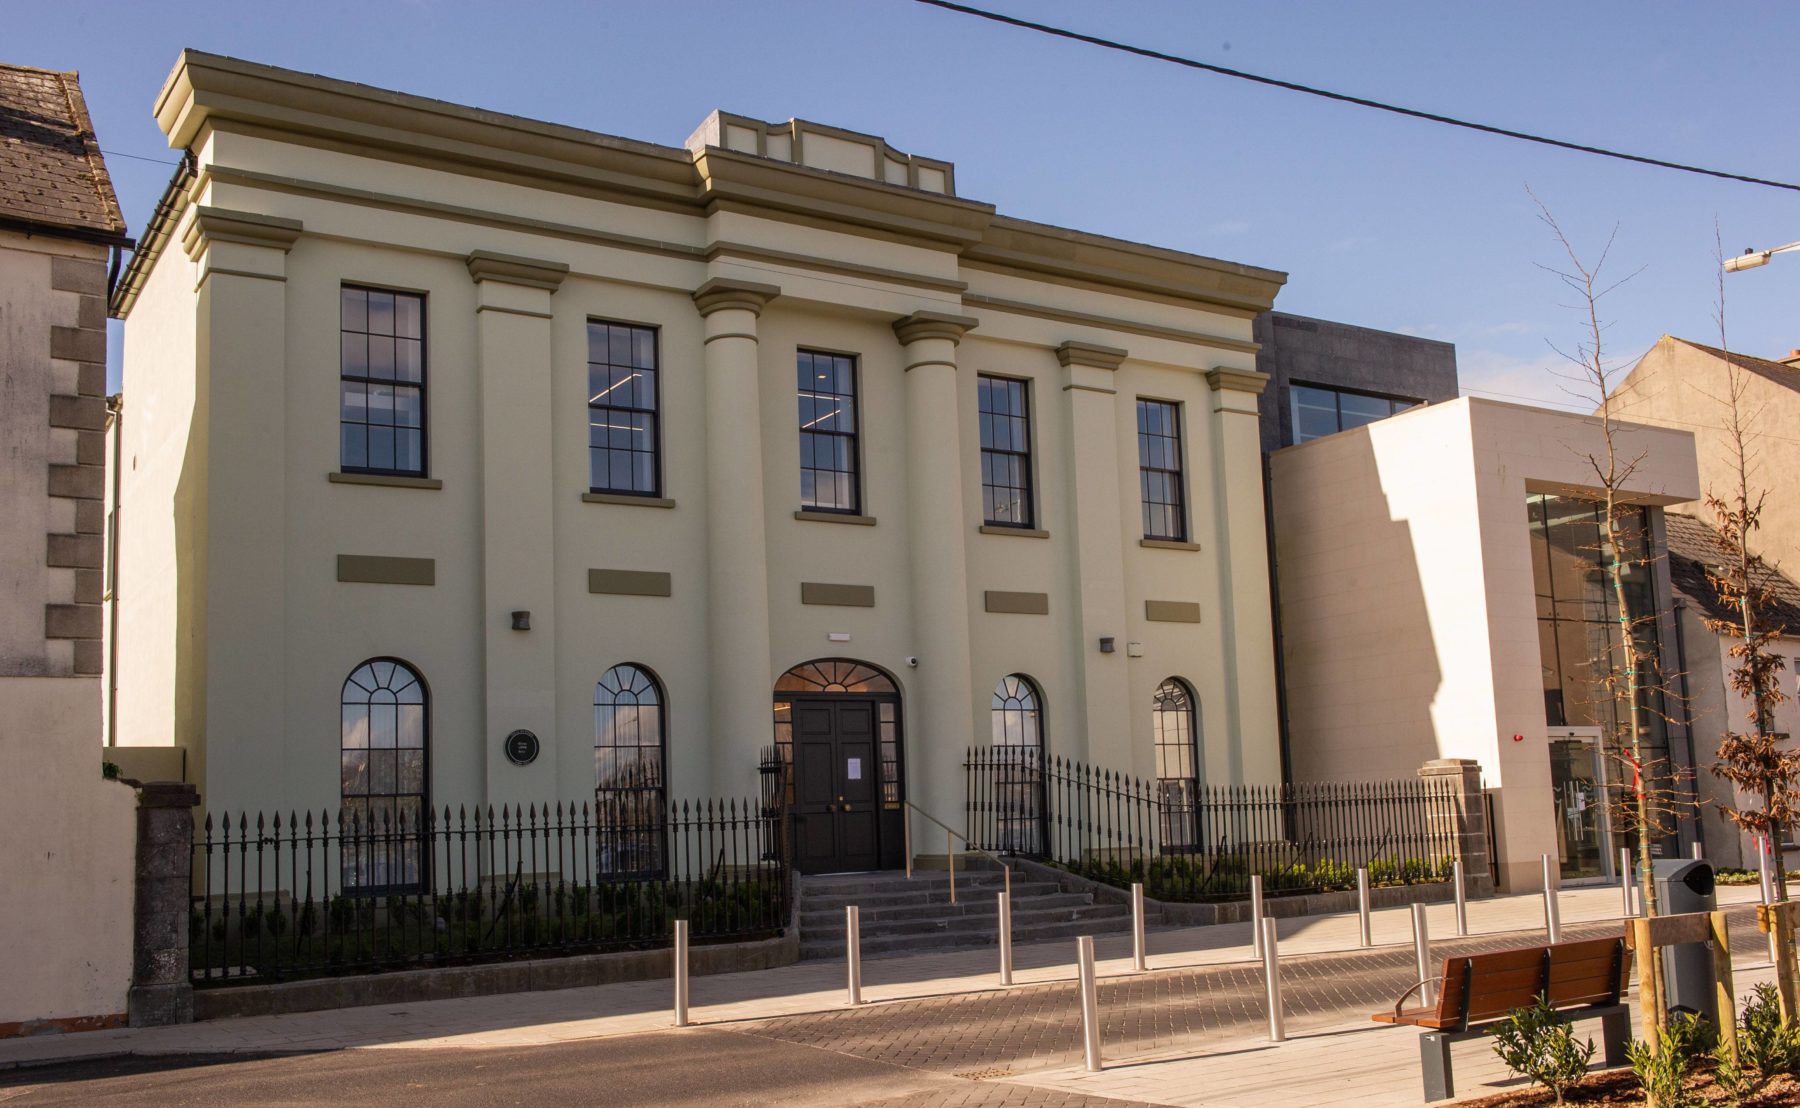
[730,910,1768,1079]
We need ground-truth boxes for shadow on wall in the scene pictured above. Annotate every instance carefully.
[1274,428,1446,786]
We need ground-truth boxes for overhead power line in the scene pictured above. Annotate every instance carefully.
[909,0,1800,194]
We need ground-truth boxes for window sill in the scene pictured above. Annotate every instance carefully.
[979,525,1049,539]
[1140,538,1201,551]
[329,472,442,490]
[582,492,677,508]
[794,510,877,526]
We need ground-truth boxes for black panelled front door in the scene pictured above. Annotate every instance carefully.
[793,698,881,874]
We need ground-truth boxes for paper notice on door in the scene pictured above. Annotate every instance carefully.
[847,757,863,780]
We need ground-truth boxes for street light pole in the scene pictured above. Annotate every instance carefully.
[1724,240,1800,272]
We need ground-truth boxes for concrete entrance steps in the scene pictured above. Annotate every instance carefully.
[796,863,1144,960]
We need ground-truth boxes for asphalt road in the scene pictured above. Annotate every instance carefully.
[0,1031,1148,1108]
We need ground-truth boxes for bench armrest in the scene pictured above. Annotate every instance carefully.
[1388,978,1434,1020]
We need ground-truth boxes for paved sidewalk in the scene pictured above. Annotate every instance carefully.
[0,881,1770,1105]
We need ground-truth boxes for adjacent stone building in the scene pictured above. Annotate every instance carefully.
[0,61,138,1035]
[108,52,1291,873]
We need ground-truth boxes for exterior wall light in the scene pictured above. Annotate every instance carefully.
[511,610,531,631]
[1098,637,1115,654]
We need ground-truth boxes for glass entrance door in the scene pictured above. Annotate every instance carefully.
[1548,729,1613,884]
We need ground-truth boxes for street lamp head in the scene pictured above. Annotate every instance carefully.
[1724,250,1771,273]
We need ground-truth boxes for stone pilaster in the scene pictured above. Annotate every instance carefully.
[1204,366,1280,785]
[895,311,979,844]
[1418,758,1495,897]
[184,207,302,802]
[468,251,569,806]
[694,278,779,795]
[128,781,200,1026]
[1056,341,1133,770]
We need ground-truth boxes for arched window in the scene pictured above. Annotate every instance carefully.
[1153,678,1201,853]
[340,658,428,890]
[991,675,1046,854]
[595,664,666,876]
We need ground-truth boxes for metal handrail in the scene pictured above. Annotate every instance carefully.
[901,799,1011,905]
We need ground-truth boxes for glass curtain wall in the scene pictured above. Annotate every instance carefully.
[1527,493,1675,857]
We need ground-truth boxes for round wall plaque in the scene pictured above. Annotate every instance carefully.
[503,729,540,766]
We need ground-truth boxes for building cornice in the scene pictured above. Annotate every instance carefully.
[1056,341,1129,371]
[693,277,780,317]
[893,310,979,346]
[138,51,1289,324]
[180,205,302,260]
[465,250,569,290]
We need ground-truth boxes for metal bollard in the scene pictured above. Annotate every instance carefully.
[1251,874,1265,959]
[998,891,1014,986]
[673,919,690,1027]
[1541,853,1561,944]
[1131,883,1148,972]
[1357,867,1372,948]
[1262,917,1285,1042]
[1762,835,1780,964]
[1077,936,1102,1072]
[1412,903,1435,1007]
[1620,847,1633,918]
[1452,860,1468,937]
[846,905,863,1005]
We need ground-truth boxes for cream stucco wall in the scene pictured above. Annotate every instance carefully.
[1682,601,1800,871]
[0,677,137,1030]
[1612,337,1800,576]
[113,53,1286,852]
[1272,397,1699,890]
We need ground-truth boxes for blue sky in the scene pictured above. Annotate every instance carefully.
[16,1,1800,406]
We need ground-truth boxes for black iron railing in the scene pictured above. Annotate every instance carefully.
[965,747,1460,902]
[191,795,788,986]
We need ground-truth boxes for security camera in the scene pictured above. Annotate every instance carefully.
[905,656,919,668]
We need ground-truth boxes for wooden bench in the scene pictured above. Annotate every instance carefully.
[1371,935,1633,1102]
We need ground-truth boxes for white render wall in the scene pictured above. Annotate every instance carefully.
[1272,398,1699,891]
[113,67,1284,844]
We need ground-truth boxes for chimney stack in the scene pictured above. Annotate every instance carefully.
[1783,349,1800,368]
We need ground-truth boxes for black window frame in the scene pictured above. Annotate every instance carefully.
[586,320,663,498]
[1136,398,1188,542]
[978,374,1036,529]
[594,663,669,879]
[1152,676,1201,854]
[339,284,428,479]
[1288,381,1421,445]
[339,656,430,895]
[796,348,862,515]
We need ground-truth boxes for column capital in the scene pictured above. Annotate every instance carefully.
[181,206,302,260]
[693,277,780,317]
[1205,366,1271,396]
[892,310,979,346]
[1055,341,1127,371]
[465,250,570,291]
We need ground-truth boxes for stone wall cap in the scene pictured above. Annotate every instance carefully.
[137,780,200,808]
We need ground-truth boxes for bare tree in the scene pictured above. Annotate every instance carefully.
[1533,193,1685,1034]
[1703,226,1800,1015]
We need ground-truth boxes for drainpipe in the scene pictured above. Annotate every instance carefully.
[1669,598,1702,854]
[106,393,122,747]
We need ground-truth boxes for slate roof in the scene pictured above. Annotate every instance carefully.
[0,62,128,242]
[1664,512,1800,636]
[1668,337,1800,395]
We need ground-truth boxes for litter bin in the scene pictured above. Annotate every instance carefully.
[1652,858,1717,1025]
